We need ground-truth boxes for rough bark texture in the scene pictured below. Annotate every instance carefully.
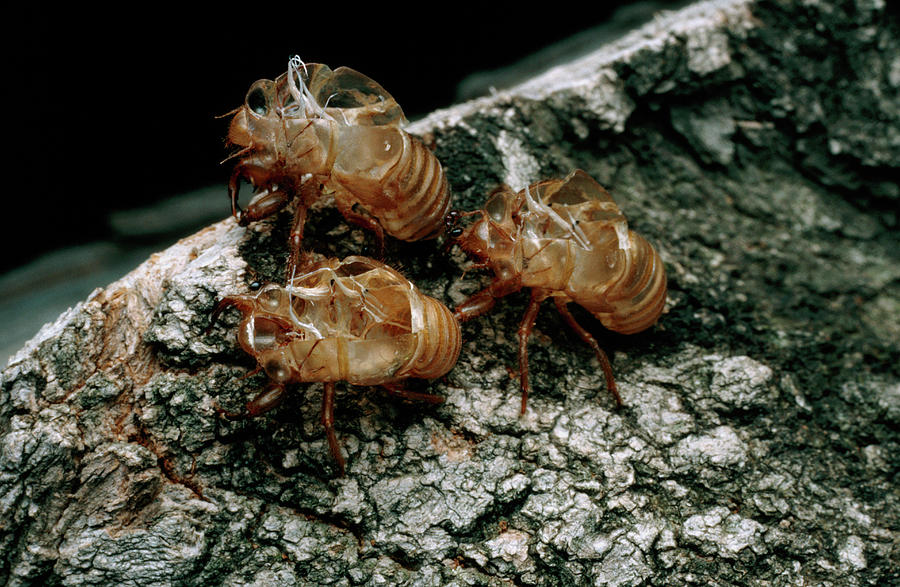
[2,0,898,584]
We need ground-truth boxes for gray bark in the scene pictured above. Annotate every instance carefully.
[2,0,898,584]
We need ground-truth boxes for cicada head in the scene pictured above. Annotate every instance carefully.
[227,79,281,150]
[227,60,328,150]
[233,287,298,355]
[226,70,334,178]
[229,61,335,146]
[452,188,519,265]
[209,286,309,361]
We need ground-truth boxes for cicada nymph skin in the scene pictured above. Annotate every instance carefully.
[208,256,461,474]
[448,169,667,413]
[225,57,452,279]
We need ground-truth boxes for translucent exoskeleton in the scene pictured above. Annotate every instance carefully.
[208,256,461,474]
[447,169,667,413]
[225,57,452,279]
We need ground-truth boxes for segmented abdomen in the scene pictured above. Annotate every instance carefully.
[577,230,667,335]
[379,133,451,241]
[403,295,462,379]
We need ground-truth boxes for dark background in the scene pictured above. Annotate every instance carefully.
[8,4,679,274]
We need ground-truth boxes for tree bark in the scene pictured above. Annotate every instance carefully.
[2,0,898,584]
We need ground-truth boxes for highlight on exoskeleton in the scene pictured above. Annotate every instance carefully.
[224,56,452,279]
[446,169,667,413]
[207,256,461,474]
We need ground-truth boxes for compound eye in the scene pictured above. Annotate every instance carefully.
[257,285,283,310]
[448,227,463,238]
[246,83,269,116]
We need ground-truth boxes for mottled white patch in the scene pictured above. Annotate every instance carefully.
[838,535,867,571]
[687,29,733,74]
[683,506,765,557]
[670,426,748,470]
[708,355,775,409]
[495,130,540,191]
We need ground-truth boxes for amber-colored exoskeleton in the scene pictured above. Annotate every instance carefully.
[447,169,667,413]
[225,56,452,279]
[208,256,461,474]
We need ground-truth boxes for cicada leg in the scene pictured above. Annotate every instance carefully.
[517,294,544,415]
[334,196,386,260]
[247,383,286,416]
[229,162,292,226]
[228,165,246,220]
[459,261,492,281]
[382,383,445,404]
[217,382,286,420]
[453,289,496,322]
[321,382,345,475]
[453,277,522,323]
[204,295,254,335]
[285,200,309,283]
[553,298,622,407]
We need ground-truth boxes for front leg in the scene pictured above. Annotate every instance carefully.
[321,382,345,475]
[553,298,622,407]
[285,200,309,283]
[517,293,544,415]
[204,295,254,335]
[453,276,522,322]
[335,194,386,259]
[284,179,325,281]
[238,186,292,227]
[217,382,286,420]
[382,382,445,404]
[229,162,292,226]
